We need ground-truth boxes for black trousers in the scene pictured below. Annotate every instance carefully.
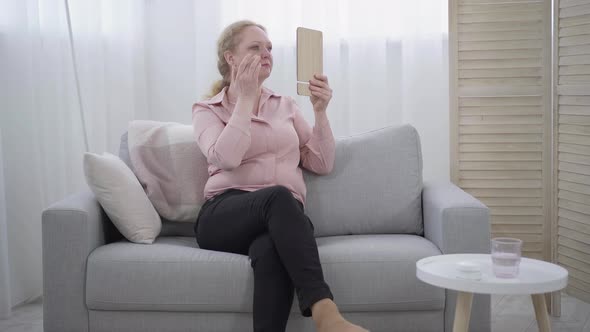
[194,185,334,332]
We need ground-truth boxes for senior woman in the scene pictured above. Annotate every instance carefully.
[192,20,368,332]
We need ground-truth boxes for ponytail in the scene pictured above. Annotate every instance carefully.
[206,79,229,99]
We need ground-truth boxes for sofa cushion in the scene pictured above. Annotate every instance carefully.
[128,120,209,222]
[304,124,423,237]
[119,123,424,237]
[118,132,133,171]
[119,130,207,237]
[86,235,443,313]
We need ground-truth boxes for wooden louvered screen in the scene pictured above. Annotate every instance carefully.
[555,0,590,304]
[449,0,552,261]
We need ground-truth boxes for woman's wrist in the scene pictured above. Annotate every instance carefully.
[233,96,257,117]
[313,110,330,126]
[312,105,327,113]
[234,100,254,115]
[236,94,257,105]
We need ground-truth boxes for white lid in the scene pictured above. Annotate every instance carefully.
[456,261,481,273]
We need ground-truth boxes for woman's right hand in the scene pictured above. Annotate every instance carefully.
[231,54,261,101]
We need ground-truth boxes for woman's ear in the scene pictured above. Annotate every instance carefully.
[223,51,233,66]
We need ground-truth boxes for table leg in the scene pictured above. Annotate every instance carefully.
[532,294,551,332]
[453,291,474,332]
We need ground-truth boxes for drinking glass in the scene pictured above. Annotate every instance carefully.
[491,237,522,278]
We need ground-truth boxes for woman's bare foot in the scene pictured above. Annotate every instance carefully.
[311,299,369,332]
[318,319,369,332]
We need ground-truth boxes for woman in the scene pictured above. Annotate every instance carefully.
[192,20,368,332]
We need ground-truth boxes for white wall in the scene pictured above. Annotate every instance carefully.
[0,127,13,318]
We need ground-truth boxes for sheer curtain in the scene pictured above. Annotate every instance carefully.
[0,0,448,316]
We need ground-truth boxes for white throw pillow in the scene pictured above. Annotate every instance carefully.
[83,152,161,244]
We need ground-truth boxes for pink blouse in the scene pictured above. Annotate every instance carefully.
[192,86,335,204]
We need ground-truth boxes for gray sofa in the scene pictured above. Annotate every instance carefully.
[42,124,491,332]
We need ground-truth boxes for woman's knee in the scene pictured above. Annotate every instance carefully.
[266,185,297,206]
[257,185,305,229]
[267,184,290,196]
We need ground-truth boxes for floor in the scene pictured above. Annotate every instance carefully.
[491,292,590,332]
[1,293,590,331]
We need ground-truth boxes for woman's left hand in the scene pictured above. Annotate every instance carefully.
[309,74,332,113]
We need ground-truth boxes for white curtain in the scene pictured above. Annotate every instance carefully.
[0,0,448,315]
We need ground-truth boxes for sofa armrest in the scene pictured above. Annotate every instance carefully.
[41,190,121,332]
[423,182,490,255]
[422,182,491,332]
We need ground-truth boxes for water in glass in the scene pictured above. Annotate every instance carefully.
[491,237,522,278]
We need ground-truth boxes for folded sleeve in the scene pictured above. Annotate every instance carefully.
[292,100,335,175]
[192,103,251,171]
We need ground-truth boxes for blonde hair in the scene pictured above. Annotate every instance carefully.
[206,20,267,98]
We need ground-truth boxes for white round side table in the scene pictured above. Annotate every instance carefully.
[416,254,568,332]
